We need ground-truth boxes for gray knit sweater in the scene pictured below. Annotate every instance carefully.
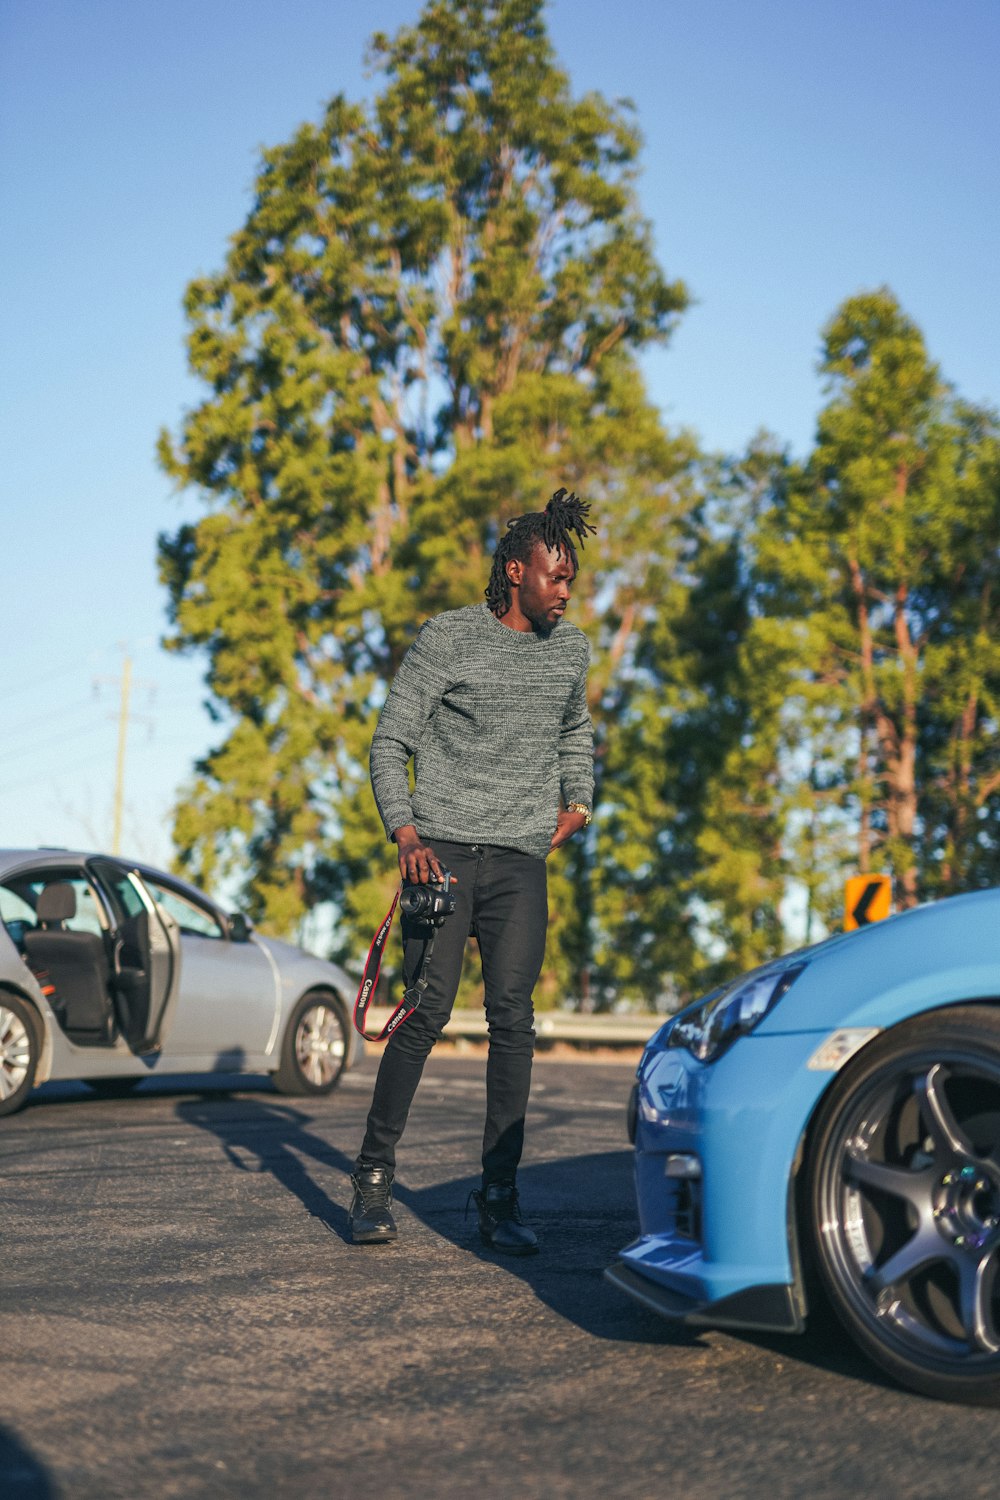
[370,603,594,860]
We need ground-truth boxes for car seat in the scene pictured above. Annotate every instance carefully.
[23,883,112,1041]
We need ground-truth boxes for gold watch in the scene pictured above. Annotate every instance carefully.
[567,802,592,827]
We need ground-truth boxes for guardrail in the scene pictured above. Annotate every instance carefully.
[362,1007,661,1046]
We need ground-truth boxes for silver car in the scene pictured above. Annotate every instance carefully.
[0,848,362,1117]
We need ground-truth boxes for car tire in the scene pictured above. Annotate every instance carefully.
[0,993,41,1118]
[807,1005,1000,1405]
[272,990,348,1097]
[85,1077,144,1098]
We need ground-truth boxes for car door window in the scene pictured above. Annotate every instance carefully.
[62,880,107,937]
[0,887,36,926]
[0,885,37,947]
[96,868,146,924]
[142,880,226,941]
[6,875,108,937]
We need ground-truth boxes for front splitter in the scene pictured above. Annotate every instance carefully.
[604,1261,804,1336]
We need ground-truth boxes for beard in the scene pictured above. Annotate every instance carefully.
[522,602,559,637]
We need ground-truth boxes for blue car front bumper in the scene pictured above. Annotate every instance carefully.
[607,1029,835,1335]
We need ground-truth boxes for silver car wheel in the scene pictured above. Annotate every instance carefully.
[0,995,40,1116]
[294,1002,347,1088]
[809,1007,1000,1404]
[0,1003,32,1101]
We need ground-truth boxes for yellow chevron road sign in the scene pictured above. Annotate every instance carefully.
[844,874,892,931]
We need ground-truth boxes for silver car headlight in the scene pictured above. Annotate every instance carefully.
[667,964,807,1063]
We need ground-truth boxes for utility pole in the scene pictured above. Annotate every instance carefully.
[112,653,132,855]
[94,648,153,856]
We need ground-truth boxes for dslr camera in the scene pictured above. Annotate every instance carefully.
[399,868,457,927]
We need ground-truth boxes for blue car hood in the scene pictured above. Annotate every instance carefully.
[754,886,1000,1034]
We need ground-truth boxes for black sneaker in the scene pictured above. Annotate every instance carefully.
[472,1181,538,1256]
[350,1163,398,1244]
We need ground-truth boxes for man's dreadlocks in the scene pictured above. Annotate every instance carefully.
[485,488,596,617]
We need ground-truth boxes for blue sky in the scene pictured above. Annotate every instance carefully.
[2,0,998,879]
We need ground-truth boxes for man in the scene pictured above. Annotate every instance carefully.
[350,489,596,1254]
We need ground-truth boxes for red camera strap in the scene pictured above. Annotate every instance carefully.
[352,888,438,1042]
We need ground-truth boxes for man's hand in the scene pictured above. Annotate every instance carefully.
[549,807,587,852]
[393,825,451,885]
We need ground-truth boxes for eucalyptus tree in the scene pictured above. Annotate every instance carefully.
[158,0,692,993]
[752,289,1000,913]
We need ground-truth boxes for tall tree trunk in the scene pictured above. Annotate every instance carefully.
[849,554,873,873]
[894,578,919,908]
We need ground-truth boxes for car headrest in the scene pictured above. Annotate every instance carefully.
[37,882,77,923]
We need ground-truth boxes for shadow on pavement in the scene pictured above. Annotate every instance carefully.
[175,1089,696,1348]
[25,1072,273,1113]
[24,1069,887,1386]
[175,1093,354,1240]
[0,1425,60,1500]
[174,1088,900,1392]
[737,1314,902,1395]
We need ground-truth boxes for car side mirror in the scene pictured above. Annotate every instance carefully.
[229,913,253,943]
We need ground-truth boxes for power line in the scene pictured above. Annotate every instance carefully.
[2,696,107,742]
[0,718,111,769]
[3,748,111,795]
[0,638,169,709]
[0,657,106,704]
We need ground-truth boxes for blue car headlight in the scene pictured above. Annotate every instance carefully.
[666,964,807,1063]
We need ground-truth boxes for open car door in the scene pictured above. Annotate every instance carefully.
[87,859,182,1054]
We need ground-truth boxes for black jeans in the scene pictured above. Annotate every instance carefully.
[358,840,548,1186]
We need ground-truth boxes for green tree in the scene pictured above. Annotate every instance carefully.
[605,285,1000,1001]
[591,442,794,1003]
[811,289,945,904]
[158,0,692,998]
[917,401,1000,893]
[750,289,1000,916]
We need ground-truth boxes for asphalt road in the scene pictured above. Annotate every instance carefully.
[2,1055,997,1499]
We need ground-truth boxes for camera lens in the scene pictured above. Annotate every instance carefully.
[400,886,432,917]
[400,869,454,926]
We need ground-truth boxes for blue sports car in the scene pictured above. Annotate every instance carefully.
[607,887,1000,1405]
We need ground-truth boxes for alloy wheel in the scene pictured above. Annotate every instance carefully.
[0,1003,32,1102]
[815,1041,1000,1374]
[294,1002,347,1089]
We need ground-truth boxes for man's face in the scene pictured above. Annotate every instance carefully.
[508,543,577,633]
